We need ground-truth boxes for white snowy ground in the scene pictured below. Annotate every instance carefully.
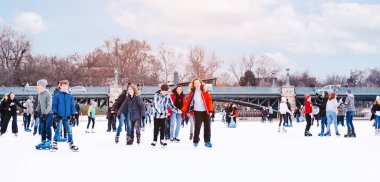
[0,116,379,182]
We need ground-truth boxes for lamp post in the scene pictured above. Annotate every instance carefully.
[286,68,290,86]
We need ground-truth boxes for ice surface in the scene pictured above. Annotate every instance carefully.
[1,116,379,182]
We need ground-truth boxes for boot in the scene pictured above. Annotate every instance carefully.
[324,130,331,136]
[137,137,141,145]
[336,132,340,136]
[127,135,133,145]
[351,129,356,138]
[344,129,351,138]
[115,133,120,143]
[281,126,287,133]
[189,133,193,140]
[304,131,312,137]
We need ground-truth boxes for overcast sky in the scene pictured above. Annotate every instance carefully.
[1,0,379,80]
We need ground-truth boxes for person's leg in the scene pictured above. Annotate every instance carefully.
[87,117,91,129]
[279,113,283,127]
[203,112,211,143]
[75,114,79,126]
[27,114,31,129]
[117,114,124,134]
[153,118,159,141]
[11,113,18,134]
[193,112,203,144]
[170,113,176,139]
[107,119,111,131]
[175,113,182,139]
[45,114,53,141]
[62,119,73,143]
[326,111,332,134]
[135,120,141,139]
[320,116,326,134]
[23,113,27,130]
[125,113,131,137]
[305,114,312,132]
[159,118,165,141]
[92,118,95,129]
[112,117,116,130]
[53,121,62,142]
[190,115,194,137]
[332,112,339,134]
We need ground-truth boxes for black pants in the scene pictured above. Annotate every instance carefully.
[1,113,18,134]
[87,117,95,129]
[153,118,166,141]
[165,117,170,139]
[108,117,116,131]
[279,114,287,127]
[305,114,312,132]
[0,113,4,128]
[194,111,211,144]
[75,114,79,126]
[286,113,292,124]
[337,116,345,126]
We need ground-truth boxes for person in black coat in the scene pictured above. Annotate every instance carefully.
[118,85,145,145]
[0,94,9,129]
[106,101,116,132]
[314,91,329,136]
[0,93,27,136]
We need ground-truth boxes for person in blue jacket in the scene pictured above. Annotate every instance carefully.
[51,80,79,152]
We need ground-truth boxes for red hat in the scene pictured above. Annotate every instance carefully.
[305,94,311,100]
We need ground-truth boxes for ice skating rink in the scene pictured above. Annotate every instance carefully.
[1,117,379,182]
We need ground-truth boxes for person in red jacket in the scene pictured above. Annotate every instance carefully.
[168,86,187,142]
[182,78,214,148]
[304,94,313,136]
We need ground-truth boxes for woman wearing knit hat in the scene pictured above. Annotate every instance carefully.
[303,94,313,136]
[372,96,380,135]
[278,97,290,133]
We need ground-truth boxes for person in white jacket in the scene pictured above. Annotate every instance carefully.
[326,92,341,136]
[278,97,291,133]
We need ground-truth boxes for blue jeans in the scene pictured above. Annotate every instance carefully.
[326,111,339,133]
[33,117,40,135]
[375,116,380,129]
[320,116,327,134]
[170,113,182,139]
[54,119,73,143]
[346,111,355,131]
[296,114,300,123]
[40,114,53,141]
[117,113,131,135]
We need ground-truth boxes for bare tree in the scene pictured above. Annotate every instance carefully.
[157,43,180,83]
[0,27,31,85]
[324,74,347,86]
[185,46,221,80]
[366,68,380,87]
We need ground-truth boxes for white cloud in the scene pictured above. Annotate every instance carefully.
[109,0,380,55]
[14,12,48,34]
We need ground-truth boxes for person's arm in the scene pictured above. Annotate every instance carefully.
[43,93,52,115]
[167,96,180,114]
[52,94,58,116]
[153,94,162,115]
[16,100,27,109]
[138,97,146,119]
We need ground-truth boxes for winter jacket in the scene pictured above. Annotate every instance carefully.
[304,100,313,115]
[23,100,34,115]
[52,91,76,119]
[87,105,95,118]
[279,102,291,114]
[344,95,356,112]
[107,107,115,120]
[168,93,187,118]
[153,91,180,119]
[145,104,152,115]
[36,90,52,115]
[4,99,26,114]
[112,90,127,113]
[373,102,380,116]
[326,99,340,112]
[314,97,328,117]
[286,102,292,113]
[0,99,7,114]
[182,89,214,115]
[119,95,146,121]
[337,103,346,116]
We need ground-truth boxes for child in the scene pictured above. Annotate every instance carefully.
[86,100,96,133]
[51,80,79,152]
[107,101,116,132]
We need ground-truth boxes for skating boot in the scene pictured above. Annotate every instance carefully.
[344,129,351,138]
[137,137,141,145]
[205,142,213,148]
[85,129,90,133]
[189,133,193,140]
[174,138,180,143]
[351,130,356,138]
[91,129,95,133]
[160,140,167,148]
[318,132,325,137]
[304,131,312,137]
[336,132,341,136]
[69,142,79,152]
[115,133,120,143]
[324,131,331,136]
[35,141,46,150]
[41,140,51,150]
[50,141,58,152]
[151,141,157,147]
[281,126,287,133]
[126,136,133,145]
[193,143,199,148]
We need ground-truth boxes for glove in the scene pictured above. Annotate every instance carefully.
[70,115,76,125]
[41,114,47,123]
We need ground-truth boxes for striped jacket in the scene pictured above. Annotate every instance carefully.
[152,92,180,119]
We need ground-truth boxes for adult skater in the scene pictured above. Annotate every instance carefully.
[0,93,27,136]
[304,94,313,137]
